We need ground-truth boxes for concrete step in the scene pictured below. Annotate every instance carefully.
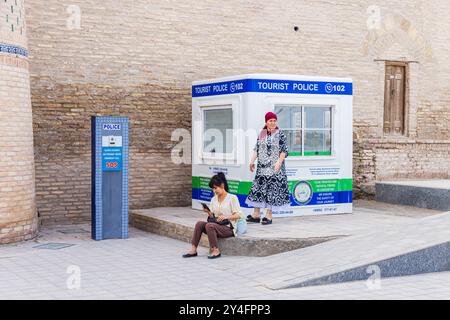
[291,241,450,288]
[375,179,450,211]
[238,211,450,289]
[129,203,442,257]
[129,208,340,257]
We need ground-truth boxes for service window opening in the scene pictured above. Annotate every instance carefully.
[275,105,333,157]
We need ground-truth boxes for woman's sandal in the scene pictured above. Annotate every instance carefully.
[246,215,261,223]
[261,217,272,225]
[182,252,198,258]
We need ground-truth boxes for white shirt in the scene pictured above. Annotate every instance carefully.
[210,193,245,236]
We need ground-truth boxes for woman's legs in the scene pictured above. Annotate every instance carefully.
[189,221,207,253]
[252,208,261,218]
[266,209,272,220]
[205,223,234,255]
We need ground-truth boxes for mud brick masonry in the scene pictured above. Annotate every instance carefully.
[1,0,449,243]
[0,0,38,244]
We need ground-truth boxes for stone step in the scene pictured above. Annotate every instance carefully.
[289,241,450,288]
[129,208,340,257]
[375,179,450,211]
[238,211,450,289]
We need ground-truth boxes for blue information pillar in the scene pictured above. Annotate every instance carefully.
[91,116,129,240]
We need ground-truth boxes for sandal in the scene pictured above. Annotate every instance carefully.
[182,252,198,258]
[261,217,272,225]
[208,253,221,259]
[246,215,261,223]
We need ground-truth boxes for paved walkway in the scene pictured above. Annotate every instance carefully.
[240,211,450,289]
[1,203,449,300]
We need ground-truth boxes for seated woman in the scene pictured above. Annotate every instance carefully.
[183,172,245,259]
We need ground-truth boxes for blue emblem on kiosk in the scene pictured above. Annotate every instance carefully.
[91,117,129,240]
[293,181,313,205]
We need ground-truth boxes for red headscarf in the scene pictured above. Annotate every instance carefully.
[260,112,279,139]
[265,112,277,122]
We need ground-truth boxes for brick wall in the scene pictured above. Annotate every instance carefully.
[24,0,450,224]
[354,138,450,198]
[31,83,191,224]
[0,0,38,243]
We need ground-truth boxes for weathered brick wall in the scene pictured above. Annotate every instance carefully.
[0,0,38,243]
[24,0,450,224]
[353,139,450,198]
[31,83,191,224]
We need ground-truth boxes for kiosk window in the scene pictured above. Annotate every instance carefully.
[275,106,302,156]
[203,107,233,154]
[275,105,332,157]
[304,107,332,156]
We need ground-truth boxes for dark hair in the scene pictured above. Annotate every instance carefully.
[209,172,229,192]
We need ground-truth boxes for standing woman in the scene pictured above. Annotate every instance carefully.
[245,112,290,225]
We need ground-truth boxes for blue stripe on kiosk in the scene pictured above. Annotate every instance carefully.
[192,78,353,97]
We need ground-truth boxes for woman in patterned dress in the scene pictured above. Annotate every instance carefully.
[245,112,291,225]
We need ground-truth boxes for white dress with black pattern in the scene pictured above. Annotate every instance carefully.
[245,128,291,211]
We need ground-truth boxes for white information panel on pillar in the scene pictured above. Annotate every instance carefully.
[191,74,353,217]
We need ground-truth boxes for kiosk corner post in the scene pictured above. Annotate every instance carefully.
[91,116,129,240]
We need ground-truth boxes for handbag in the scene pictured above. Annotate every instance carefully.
[207,214,231,226]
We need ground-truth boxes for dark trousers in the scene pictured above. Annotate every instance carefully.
[191,221,234,249]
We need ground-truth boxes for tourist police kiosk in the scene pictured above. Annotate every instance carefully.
[192,74,353,217]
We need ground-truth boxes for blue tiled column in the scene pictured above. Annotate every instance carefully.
[92,117,129,240]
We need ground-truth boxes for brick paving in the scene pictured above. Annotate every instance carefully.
[1,205,449,300]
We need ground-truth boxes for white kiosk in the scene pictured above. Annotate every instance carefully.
[192,74,353,217]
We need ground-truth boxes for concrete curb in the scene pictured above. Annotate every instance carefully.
[129,211,341,257]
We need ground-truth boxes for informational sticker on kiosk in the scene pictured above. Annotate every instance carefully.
[102,135,123,171]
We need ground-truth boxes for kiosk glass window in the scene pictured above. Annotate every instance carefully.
[275,106,302,156]
[275,105,332,157]
[203,107,234,155]
[304,106,332,156]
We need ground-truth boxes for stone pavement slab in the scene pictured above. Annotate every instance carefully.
[237,212,450,289]
[0,222,450,300]
[0,201,448,300]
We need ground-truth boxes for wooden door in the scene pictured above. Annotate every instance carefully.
[384,64,406,135]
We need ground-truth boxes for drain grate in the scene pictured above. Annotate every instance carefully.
[57,228,89,234]
[33,243,75,250]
